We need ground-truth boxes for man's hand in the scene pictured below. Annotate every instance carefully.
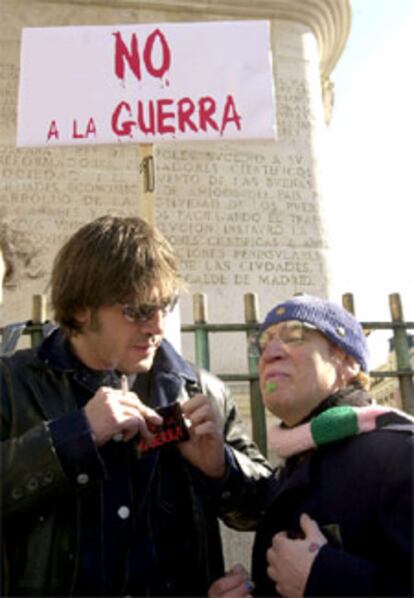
[178,394,226,479]
[84,386,163,446]
[208,564,254,598]
[266,513,327,597]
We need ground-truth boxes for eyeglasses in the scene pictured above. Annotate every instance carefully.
[257,320,314,354]
[121,295,178,323]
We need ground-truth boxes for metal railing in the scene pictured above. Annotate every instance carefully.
[182,292,267,454]
[1,292,413,456]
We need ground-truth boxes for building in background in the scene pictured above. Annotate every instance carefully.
[370,335,414,408]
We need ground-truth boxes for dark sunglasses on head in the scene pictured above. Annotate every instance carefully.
[121,295,179,323]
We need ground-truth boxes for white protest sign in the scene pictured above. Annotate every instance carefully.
[17,20,276,147]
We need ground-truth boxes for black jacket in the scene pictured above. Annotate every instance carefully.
[252,393,414,596]
[1,330,271,596]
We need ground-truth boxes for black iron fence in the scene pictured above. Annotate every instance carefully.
[1,292,413,456]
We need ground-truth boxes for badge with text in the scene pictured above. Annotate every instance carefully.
[137,401,189,454]
[17,20,276,147]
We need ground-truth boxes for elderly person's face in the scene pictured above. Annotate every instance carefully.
[259,321,343,427]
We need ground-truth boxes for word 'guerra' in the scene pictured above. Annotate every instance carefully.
[111,96,241,136]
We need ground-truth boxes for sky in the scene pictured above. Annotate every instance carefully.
[324,0,414,367]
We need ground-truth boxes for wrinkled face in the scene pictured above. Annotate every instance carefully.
[258,320,342,426]
[70,293,177,373]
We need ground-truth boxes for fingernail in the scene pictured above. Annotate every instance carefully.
[244,581,255,591]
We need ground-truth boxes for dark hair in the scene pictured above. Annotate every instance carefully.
[0,225,15,287]
[51,215,184,334]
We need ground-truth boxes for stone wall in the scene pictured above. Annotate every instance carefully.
[2,2,333,375]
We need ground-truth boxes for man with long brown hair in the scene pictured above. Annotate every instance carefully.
[0,215,271,597]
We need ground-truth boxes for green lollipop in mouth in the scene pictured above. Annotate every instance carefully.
[266,381,277,393]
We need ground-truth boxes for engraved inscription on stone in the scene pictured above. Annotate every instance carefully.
[0,144,141,319]
[1,145,139,252]
[155,144,329,295]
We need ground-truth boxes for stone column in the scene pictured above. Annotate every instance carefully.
[152,1,351,375]
[0,0,350,340]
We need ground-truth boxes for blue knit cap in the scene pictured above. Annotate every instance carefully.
[260,295,369,371]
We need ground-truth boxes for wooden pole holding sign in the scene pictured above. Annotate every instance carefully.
[138,143,156,225]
